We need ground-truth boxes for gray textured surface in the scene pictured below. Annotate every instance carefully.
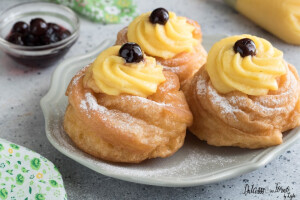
[0,0,299,199]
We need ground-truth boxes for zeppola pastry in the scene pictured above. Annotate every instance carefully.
[63,42,193,163]
[184,34,300,149]
[115,8,207,85]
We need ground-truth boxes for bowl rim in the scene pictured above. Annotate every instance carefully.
[0,1,80,51]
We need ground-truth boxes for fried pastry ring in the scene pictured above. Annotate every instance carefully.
[64,66,193,163]
[115,20,207,86]
[184,64,300,149]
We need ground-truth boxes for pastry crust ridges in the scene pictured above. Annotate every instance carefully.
[184,64,300,149]
[64,65,193,163]
[115,20,207,86]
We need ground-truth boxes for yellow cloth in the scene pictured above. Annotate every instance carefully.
[235,0,300,45]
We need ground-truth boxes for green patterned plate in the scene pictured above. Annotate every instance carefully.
[0,138,67,200]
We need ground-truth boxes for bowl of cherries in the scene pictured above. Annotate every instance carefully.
[0,2,80,67]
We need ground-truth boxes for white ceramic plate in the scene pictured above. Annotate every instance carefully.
[40,35,300,187]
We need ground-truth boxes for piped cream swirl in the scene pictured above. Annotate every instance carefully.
[127,12,199,59]
[206,35,287,95]
[85,45,166,97]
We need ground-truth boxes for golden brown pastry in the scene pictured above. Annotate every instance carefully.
[64,43,192,163]
[115,8,207,85]
[184,34,300,149]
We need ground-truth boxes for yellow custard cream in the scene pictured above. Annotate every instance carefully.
[127,12,199,59]
[225,0,300,45]
[86,46,166,97]
[206,35,287,96]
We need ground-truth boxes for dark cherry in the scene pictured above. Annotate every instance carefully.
[233,38,256,57]
[12,21,29,35]
[47,23,61,33]
[30,18,48,36]
[119,42,143,63]
[59,29,71,40]
[40,34,51,45]
[45,23,61,37]
[49,33,60,43]
[41,33,62,45]
[7,33,24,45]
[24,33,40,46]
[149,8,169,25]
[41,23,61,45]
[6,18,71,47]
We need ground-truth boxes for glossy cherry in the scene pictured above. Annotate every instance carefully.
[6,18,71,46]
[149,8,169,25]
[47,23,61,33]
[12,21,29,35]
[24,33,40,46]
[119,43,144,63]
[30,18,48,36]
[7,33,24,45]
[233,38,256,57]
[59,29,71,40]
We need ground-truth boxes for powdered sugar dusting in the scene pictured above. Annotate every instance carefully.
[80,92,107,118]
[253,101,285,113]
[71,75,81,86]
[196,68,298,119]
[208,86,239,118]
[159,80,174,93]
[71,65,89,86]
[43,36,300,184]
[80,100,87,110]
[163,65,180,73]
[85,93,106,112]
[46,100,297,182]
[50,107,242,178]
[94,147,237,177]
[195,74,239,120]
[118,95,174,107]
[196,78,207,95]
[79,92,153,133]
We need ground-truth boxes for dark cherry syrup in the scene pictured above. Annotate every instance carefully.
[5,18,74,67]
[6,18,71,46]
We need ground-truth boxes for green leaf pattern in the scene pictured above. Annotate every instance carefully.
[49,180,58,188]
[16,174,24,185]
[35,193,45,200]
[9,145,19,150]
[0,139,67,199]
[51,0,138,24]
[0,188,8,200]
[30,158,41,171]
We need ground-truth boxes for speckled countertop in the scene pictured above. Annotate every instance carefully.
[0,0,299,199]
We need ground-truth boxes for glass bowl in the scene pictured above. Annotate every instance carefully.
[0,2,80,67]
